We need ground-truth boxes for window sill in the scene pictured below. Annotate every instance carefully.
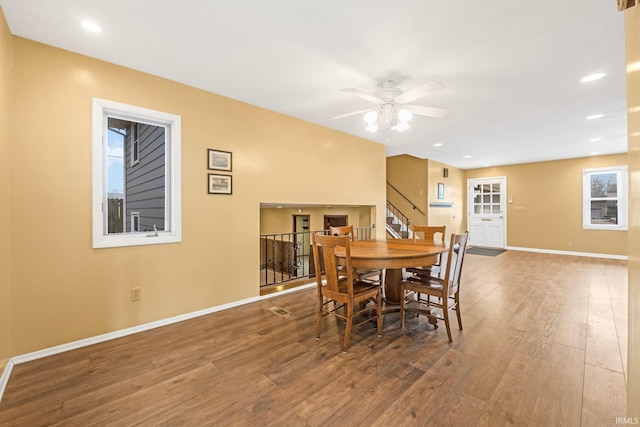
[93,232,182,249]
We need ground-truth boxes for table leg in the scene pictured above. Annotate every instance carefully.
[384,268,403,304]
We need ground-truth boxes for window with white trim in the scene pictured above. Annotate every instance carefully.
[582,166,628,230]
[92,98,182,248]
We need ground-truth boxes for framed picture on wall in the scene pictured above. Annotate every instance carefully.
[208,174,232,195]
[208,149,232,171]
[438,182,445,200]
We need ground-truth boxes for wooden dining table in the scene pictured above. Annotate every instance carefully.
[335,238,448,304]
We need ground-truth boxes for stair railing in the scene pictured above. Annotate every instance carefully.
[386,200,412,238]
[259,226,375,288]
[386,181,425,216]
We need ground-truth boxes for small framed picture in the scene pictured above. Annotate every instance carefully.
[438,182,445,200]
[208,174,232,195]
[208,149,232,171]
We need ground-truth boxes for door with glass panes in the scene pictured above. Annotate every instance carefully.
[467,177,506,248]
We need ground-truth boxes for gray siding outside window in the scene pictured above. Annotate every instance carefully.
[125,123,166,232]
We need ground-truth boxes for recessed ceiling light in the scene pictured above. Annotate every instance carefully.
[589,138,602,142]
[586,114,604,120]
[81,20,102,33]
[590,152,601,156]
[483,163,491,167]
[463,155,472,159]
[433,143,443,147]
[581,73,606,82]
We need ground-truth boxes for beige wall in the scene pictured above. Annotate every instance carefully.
[259,205,373,235]
[626,3,640,418]
[427,159,465,236]
[0,8,12,366]
[387,154,429,231]
[465,154,628,256]
[386,155,465,239]
[8,37,386,355]
[386,155,429,228]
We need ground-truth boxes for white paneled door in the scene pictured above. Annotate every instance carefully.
[467,177,506,248]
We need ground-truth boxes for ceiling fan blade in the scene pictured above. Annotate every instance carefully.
[406,104,449,118]
[342,88,383,104]
[395,80,445,104]
[329,107,375,120]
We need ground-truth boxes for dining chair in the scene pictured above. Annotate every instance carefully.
[406,225,446,280]
[400,232,469,342]
[329,225,382,285]
[311,233,383,352]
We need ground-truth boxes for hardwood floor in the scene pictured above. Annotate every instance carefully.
[0,250,628,426]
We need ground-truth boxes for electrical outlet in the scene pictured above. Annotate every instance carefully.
[567,241,572,247]
[130,287,141,301]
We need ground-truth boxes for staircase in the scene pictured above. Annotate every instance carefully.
[386,201,411,238]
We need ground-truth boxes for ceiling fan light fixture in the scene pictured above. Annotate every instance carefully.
[397,109,412,122]
[392,121,410,132]
[364,110,378,124]
[337,79,448,134]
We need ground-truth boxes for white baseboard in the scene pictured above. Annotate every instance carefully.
[507,246,628,260]
[0,281,315,403]
[0,359,14,402]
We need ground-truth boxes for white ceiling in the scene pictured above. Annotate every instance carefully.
[0,0,628,169]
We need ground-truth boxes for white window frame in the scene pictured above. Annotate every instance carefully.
[131,123,140,166]
[582,166,628,231]
[92,98,182,248]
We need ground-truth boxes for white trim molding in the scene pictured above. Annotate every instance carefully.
[0,360,14,403]
[506,246,628,260]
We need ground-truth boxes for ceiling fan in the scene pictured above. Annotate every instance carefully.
[331,80,448,132]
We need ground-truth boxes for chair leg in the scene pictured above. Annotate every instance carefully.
[317,295,324,339]
[442,303,453,342]
[343,303,353,352]
[376,293,383,337]
[455,294,463,330]
[399,285,406,328]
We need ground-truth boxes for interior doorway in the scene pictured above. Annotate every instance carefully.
[323,215,348,230]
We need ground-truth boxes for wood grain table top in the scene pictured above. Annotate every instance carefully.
[335,238,447,269]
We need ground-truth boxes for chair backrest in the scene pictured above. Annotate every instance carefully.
[413,225,446,243]
[413,225,446,266]
[441,232,469,296]
[311,233,354,297]
[329,225,354,239]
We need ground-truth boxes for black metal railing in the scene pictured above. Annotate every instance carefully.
[259,226,374,287]
[386,181,425,216]
[386,200,411,238]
